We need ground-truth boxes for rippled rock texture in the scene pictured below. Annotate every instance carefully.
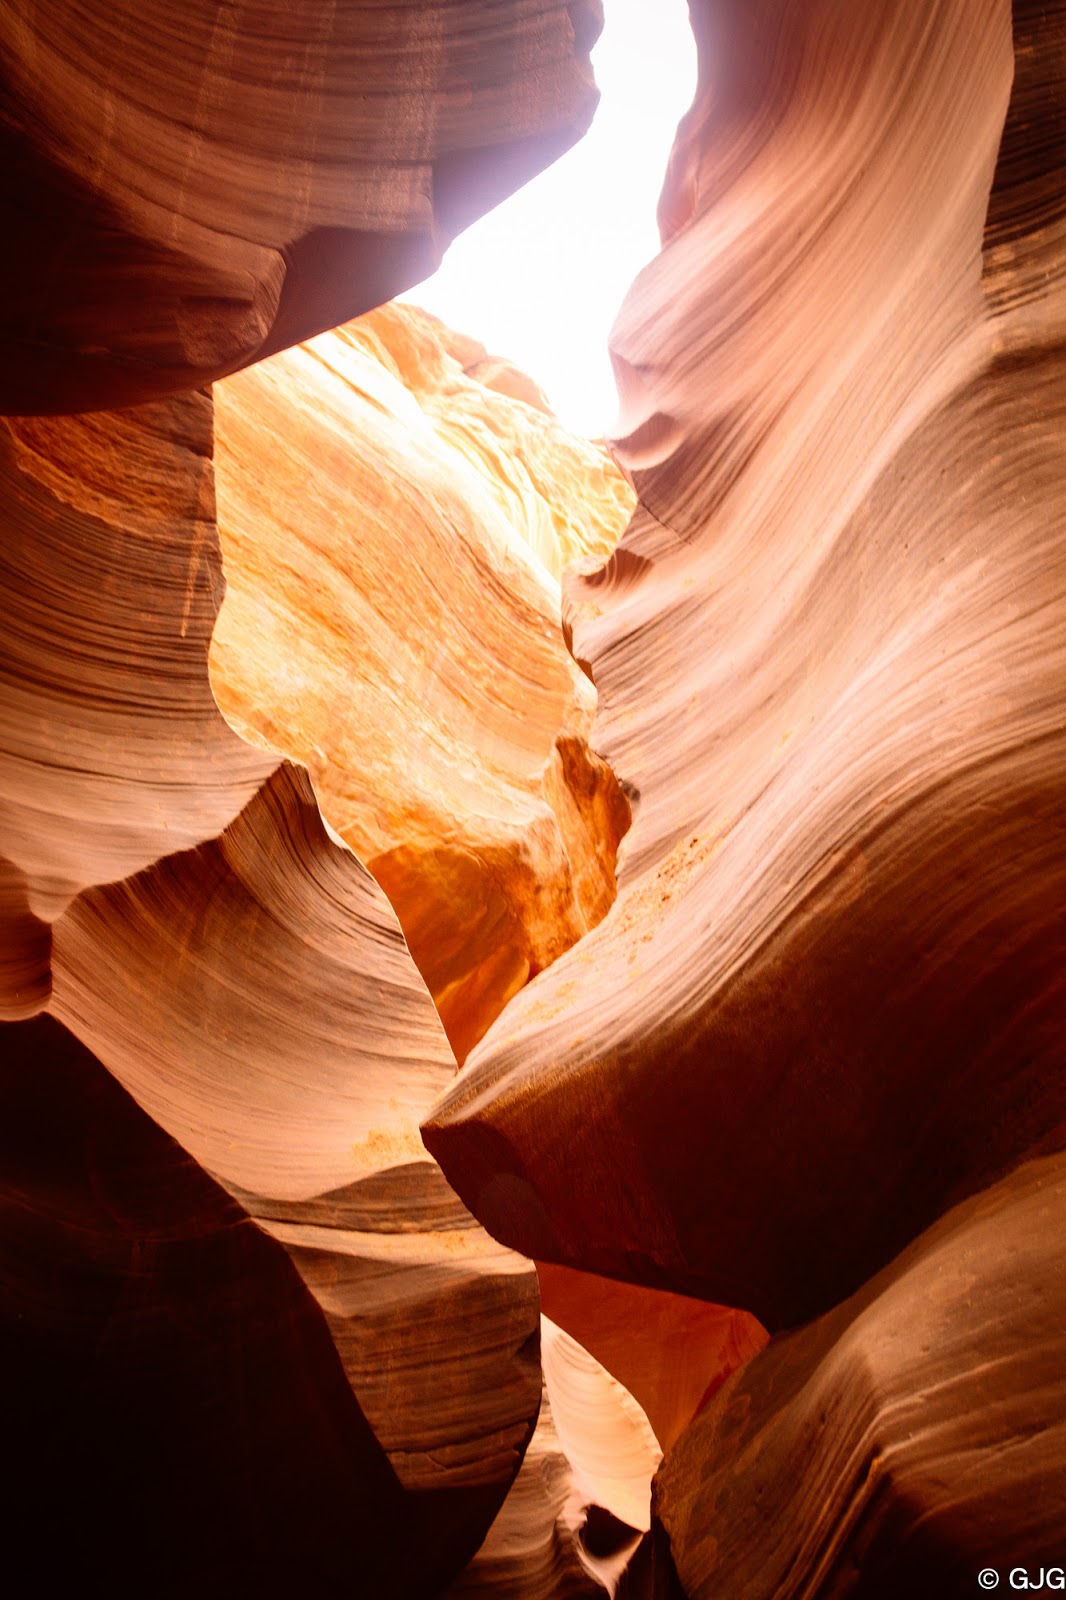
[0,0,601,412]
[657,1154,1066,1599]
[0,1,624,1590]
[0,301,644,1594]
[427,0,1066,1328]
[3,0,1066,1594]
[2,1016,514,1595]
[0,361,626,1589]
[424,0,1066,1590]
[210,302,633,1061]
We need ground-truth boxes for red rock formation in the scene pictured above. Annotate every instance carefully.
[0,0,601,412]
[0,1016,494,1595]
[540,1312,662,1535]
[0,396,274,1019]
[3,0,1066,1592]
[537,1263,768,1452]
[0,176,641,1600]
[0,43,609,1566]
[444,1383,631,1599]
[425,0,1066,1336]
[655,1153,1066,1597]
[0,0,639,1571]
[0,406,547,1568]
[210,302,633,1060]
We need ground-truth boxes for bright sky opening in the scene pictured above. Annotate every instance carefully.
[405,0,698,439]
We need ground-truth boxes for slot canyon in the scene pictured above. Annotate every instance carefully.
[1,0,1064,1595]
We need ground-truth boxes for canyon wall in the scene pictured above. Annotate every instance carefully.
[425,0,1066,1588]
[2,0,1065,1594]
[0,0,602,411]
[0,3,626,1591]
[210,302,633,1062]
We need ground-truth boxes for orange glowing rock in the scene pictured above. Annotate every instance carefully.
[4,0,1066,1592]
[426,0,1066,1335]
[211,302,634,1059]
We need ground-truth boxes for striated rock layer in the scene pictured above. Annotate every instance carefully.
[3,0,1066,1592]
[446,1316,660,1598]
[0,394,275,1013]
[0,0,602,412]
[0,10,648,1581]
[424,6,1066,1582]
[211,302,633,1059]
[444,1384,627,1600]
[1,1015,503,1596]
[426,0,1066,1337]
[0,379,543,1586]
[0,206,639,1595]
[656,1153,1066,1598]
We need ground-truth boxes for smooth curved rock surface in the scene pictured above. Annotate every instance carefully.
[45,761,541,1516]
[0,1015,486,1596]
[0,0,602,412]
[0,56,641,1571]
[445,1364,647,1600]
[4,0,1065,1593]
[51,761,454,1198]
[425,0,1066,1331]
[211,303,633,1059]
[0,0,650,1589]
[0,325,555,1585]
[0,398,274,961]
[656,1152,1066,1599]
[541,1313,662,1535]
[538,1262,768,1452]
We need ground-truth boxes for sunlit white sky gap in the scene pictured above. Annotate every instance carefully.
[405,0,698,438]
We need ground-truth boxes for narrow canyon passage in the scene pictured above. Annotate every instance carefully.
[207,293,770,1584]
[209,302,635,1064]
[1,0,1065,1596]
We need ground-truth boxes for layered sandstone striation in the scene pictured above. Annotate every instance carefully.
[0,394,276,1013]
[3,0,1066,1593]
[425,0,1066,1327]
[0,4,619,1582]
[446,1318,662,1598]
[0,251,645,1599]
[423,0,1066,1587]
[0,0,602,412]
[0,389,545,1583]
[0,92,649,1591]
[444,1383,632,1599]
[211,302,633,1059]
[656,1153,1066,1597]
[2,1015,518,1594]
